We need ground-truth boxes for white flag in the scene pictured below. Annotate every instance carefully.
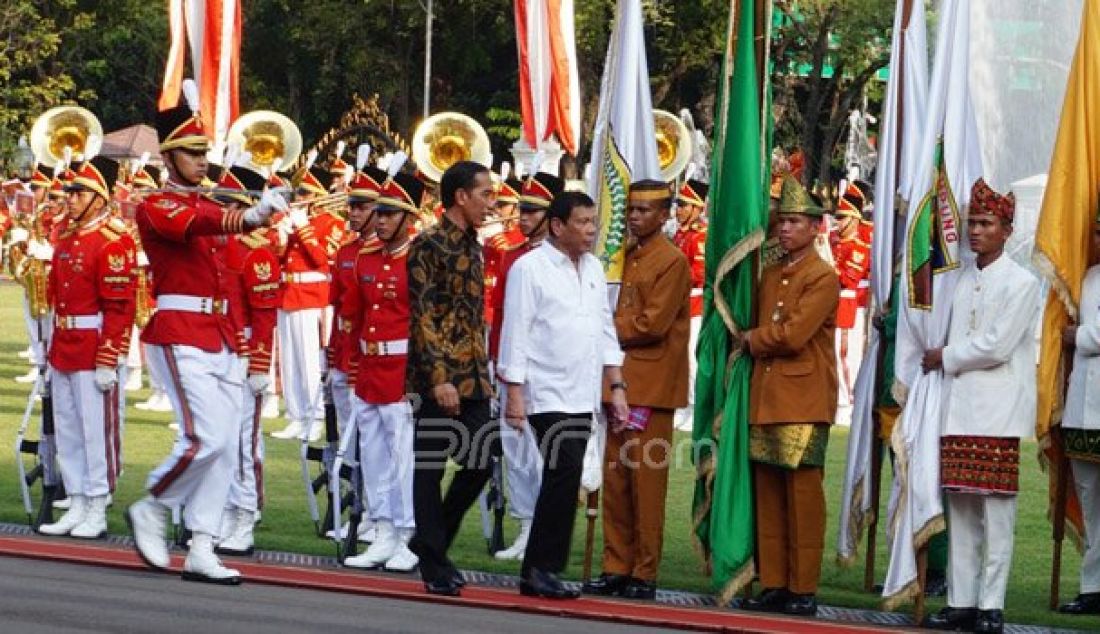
[587,0,661,284]
[836,0,929,567]
[882,0,984,608]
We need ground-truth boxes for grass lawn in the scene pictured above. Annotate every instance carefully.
[0,281,1094,629]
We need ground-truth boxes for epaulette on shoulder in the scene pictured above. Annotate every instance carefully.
[358,237,383,255]
[240,232,268,250]
[98,224,121,242]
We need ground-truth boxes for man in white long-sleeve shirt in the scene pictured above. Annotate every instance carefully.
[497,191,630,600]
[921,179,1039,634]
[1058,213,1100,616]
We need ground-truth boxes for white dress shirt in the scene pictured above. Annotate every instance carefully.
[1065,264,1100,430]
[941,253,1040,439]
[497,241,625,414]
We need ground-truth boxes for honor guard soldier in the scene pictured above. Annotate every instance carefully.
[126,80,288,584]
[328,156,384,436]
[272,165,347,441]
[328,141,352,193]
[343,171,423,572]
[672,179,708,430]
[483,169,524,327]
[487,170,563,561]
[38,156,136,539]
[831,181,872,404]
[213,163,283,556]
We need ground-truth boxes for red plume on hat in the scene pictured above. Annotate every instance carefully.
[970,177,1015,222]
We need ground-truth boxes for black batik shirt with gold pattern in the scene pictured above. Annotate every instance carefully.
[406,214,493,400]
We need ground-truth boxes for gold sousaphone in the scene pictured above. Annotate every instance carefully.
[412,112,492,183]
[653,109,692,182]
[227,110,303,174]
[30,106,103,167]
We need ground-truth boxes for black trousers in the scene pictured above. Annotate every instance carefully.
[409,397,494,583]
[520,412,592,578]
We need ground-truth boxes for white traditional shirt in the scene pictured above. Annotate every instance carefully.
[941,252,1040,439]
[1065,265,1100,430]
[497,241,625,414]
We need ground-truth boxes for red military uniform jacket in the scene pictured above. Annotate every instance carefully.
[350,242,410,405]
[48,213,136,372]
[137,189,249,352]
[489,239,536,361]
[328,234,381,374]
[229,229,283,375]
[482,226,525,326]
[280,209,346,310]
[832,220,872,329]
[673,221,707,317]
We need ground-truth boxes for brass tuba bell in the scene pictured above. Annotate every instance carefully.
[412,112,492,184]
[29,106,103,167]
[653,109,692,182]
[226,110,303,173]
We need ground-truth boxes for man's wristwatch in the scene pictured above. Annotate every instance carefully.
[610,381,628,392]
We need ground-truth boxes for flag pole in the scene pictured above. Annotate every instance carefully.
[1050,343,1074,610]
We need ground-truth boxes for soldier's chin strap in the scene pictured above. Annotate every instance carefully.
[523,214,549,242]
[166,150,203,188]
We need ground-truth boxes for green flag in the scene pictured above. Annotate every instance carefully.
[691,0,769,605]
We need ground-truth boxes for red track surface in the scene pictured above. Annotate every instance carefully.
[0,535,895,633]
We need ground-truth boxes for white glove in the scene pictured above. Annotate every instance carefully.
[247,373,270,396]
[28,239,54,261]
[94,366,118,392]
[9,227,29,244]
[243,188,290,227]
[288,207,309,229]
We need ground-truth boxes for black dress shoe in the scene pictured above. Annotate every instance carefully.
[424,577,461,597]
[620,578,657,600]
[520,568,580,599]
[450,570,467,588]
[921,606,978,630]
[581,573,631,596]
[741,588,792,613]
[783,593,817,616]
[973,609,1004,634]
[1059,592,1100,615]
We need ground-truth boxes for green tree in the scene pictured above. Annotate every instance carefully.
[0,0,85,166]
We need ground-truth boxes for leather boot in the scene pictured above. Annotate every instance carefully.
[39,495,88,536]
[70,495,108,539]
[183,533,242,585]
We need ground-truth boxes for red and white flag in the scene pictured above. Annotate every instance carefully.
[515,0,580,155]
[159,0,241,151]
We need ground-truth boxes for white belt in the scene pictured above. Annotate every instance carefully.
[283,271,331,284]
[840,289,858,299]
[157,294,229,315]
[360,338,408,356]
[55,313,102,330]
[690,289,704,297]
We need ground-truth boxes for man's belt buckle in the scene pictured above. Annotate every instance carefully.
[200,297,227,315]
[365,341,380,356]
[61,315,75,329]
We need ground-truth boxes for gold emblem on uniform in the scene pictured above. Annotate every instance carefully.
[107,254,126,273]
[253,261,272,281]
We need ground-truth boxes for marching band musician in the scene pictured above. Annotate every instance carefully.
[343,171,424,572]
[671,179,708,431]
[126,82,287,585]
[487,171,563,561]
[37,156,136,539]
[212,163,283,556]
[11,164,61,385]
[271,165,346,442]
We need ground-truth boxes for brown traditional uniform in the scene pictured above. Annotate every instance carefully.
[746,250,838,595]
[601,234,691,584]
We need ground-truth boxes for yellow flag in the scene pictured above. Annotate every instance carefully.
[1032,0,1100,544]
[1034,0,1100,440]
